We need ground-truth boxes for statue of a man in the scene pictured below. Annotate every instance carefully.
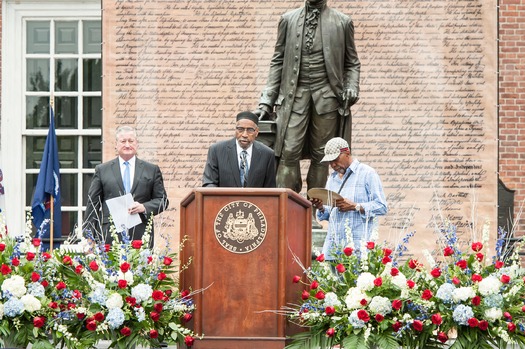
[255,0,360,193]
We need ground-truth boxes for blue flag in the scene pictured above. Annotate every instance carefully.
[31,107,62,245]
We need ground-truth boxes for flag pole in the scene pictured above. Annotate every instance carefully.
[49,98,54,253]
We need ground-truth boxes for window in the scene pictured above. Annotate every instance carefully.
[2,1,101,237]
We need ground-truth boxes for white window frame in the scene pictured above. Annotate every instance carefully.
[1,0,101,235]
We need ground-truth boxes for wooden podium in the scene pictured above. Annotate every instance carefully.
[180,188,312,349]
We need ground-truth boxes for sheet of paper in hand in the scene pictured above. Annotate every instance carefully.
[307,188,343,206]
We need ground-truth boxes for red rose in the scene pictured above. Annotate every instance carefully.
[182,313,193,322]
[184,335,195,346]
[120,327,132,336]
[421,289,433,300]
[408,259,419,269]
[343,247,353,256]
[412,319,423,332]
[504,312,512,320]
[383,248,392,256]
[75,265,83,274]
[456,260,467,269]
[452,277,461,285]
[374,277,383,287]
[62,255,72,265]
[49,301,58,309]
[125,296,137,306]
[152,290,164,301]
[325,306,335,316]
[157,272,167,281]
[89,260,99,271]
[26,252,35,261]
[77,313,86,320]
[165,289,172,297]
[381,256,392,265]
[56,281,67,290]
[476,253,484,262]
[31,272,40,282]
[471,296,481,306]
[471,274,482,282]
[437,331,448,343]
[357,309,370,322]
[149,329,159,339]
[375,314,384,322]
[315,291,325,300]
[479,320,489,331]
[392,321,402,332]
[431,313,442,325]
[390,268,399,276]
[508,322,516,332]
[120,262,131,273]
[443,246,454,256]
[325,328,335,337]
[431,268,441,278]
[310,280,319,289]
[12,258,20,266]
[392,299,402,310]
[41,279,49,287]
[1,264,12,275]
[0,243,5,251]
[42,252,51,261]
[495,260,504,269]
[501,274,511,284]
[104,244,110,252]
[150,311,161,322]
[94,312,105,322]
[73,290,82,299]
[316,254,325,262]
[336,264,346,273]
[32,238,41,246]
[360,298,368,306]
[148,256,153,264]
[86,320,97,331]
[131,240,143,249]
[522,305,525,312]
[301,290,310,300]
[471,242,483,252]
[118,280,127,289]
[33,316,45,328]
[163,256,173,266]
[154,302,163,313]
[366,241,375,249]
[292,275,301,283]
[406,280,415,289]
[468,318,479,328]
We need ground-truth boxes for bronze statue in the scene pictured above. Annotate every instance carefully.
[255,0,360,193]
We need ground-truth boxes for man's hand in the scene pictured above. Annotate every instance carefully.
[335,198,356,212]
[128,202,146,215]
[310,198,325,213]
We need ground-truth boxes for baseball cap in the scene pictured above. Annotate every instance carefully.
[320,137,350,163]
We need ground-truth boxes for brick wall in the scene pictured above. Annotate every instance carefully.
[499,0,525,237]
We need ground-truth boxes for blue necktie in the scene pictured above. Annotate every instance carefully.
[123,161,131,193]
[240,150,248,188]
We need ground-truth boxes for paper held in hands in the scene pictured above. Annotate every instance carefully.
[105,193,142,231]
[307,188,343,206]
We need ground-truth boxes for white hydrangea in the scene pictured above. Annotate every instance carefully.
[484,307,503,323]
[391,273,407,290]
[131,283,153,303]
[478,276,501,296]
[105,293,124,309]
[323,292,342,308]
[356,272,375,291]
[118,271,135,286]
[452,286,475,303]
[21,294,41,312]
[368,296,392,315]
[344,287,370,310]
[2,275,27,298]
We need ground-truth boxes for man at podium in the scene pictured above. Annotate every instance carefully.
[202,111,277,188]
[310,137,387,259]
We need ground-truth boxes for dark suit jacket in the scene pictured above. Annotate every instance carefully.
[85,157,168,244]
[202,139,276,188]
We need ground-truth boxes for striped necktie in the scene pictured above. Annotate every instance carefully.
[240,150,248,188]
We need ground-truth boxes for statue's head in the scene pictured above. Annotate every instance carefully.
[306,0,327,7]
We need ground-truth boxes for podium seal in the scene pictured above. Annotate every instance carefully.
[214,200,268,254]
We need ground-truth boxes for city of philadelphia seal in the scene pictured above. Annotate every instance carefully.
[214,200,267,254]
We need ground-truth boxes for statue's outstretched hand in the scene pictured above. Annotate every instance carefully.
[253,104,272,120]
[344,88,359,107]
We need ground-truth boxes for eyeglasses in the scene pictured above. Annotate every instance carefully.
[236,127,257,134]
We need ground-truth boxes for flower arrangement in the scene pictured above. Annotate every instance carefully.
[0,210,198,349]
[285,221,525,349]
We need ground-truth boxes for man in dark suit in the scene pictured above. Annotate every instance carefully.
[85,126,169,246]
[202,111,276,188]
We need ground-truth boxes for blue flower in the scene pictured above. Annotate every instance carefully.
[483,293,503,308]
[453,304,474,325]
[4,297,24,317]
[27,282,45,298]
[106,308,125,329]
[436,283,455,303]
